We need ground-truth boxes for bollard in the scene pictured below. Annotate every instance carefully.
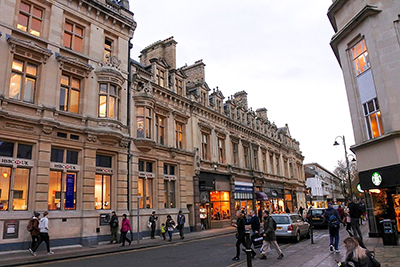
[310,207,314,244]
[244,231,253,267]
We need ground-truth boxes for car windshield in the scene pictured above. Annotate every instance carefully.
[313,210,324,215]
[271,216,290,224]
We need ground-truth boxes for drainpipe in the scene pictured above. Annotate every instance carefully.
[127,38,133,213]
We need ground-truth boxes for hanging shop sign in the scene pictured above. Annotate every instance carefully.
[357,183,364,193]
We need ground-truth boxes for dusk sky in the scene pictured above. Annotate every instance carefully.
[128,0,355,172]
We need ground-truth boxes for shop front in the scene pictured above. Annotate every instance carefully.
[198,172,231,229]
[234,181,254,217]
[263,183,285,213]
[359,164,400,237]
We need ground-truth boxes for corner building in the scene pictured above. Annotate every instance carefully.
[328,1,400,236]
[0,0,135,250]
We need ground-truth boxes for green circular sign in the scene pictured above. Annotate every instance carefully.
[371,172,382,186]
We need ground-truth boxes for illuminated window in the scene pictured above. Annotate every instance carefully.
[175,121,184,149]
[210,191,230,220]
[155,115,165,145]
[164,164,176,208]
[99,83,120,119]
[136,107,151,138]
[63,21,84,53]
[103,39,113,62]
[9,58,38,103]
[60,74,80,114]
[201,133,209,160]
[156,68,165,87]
[95,174,111,210]
[363,98,384,139]
[351,39,370,76]
[175,78,183,95]
[17,2,43,37]
[218,138,225,163]
[138,160,153,209]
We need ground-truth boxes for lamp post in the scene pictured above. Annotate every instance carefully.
[333,135,353,199]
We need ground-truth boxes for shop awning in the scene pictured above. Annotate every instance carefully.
[256,191,268,201]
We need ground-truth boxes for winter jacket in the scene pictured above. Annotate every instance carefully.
[263,216,277,241]
[340,251,375,267]
[30,217,40,236]
[38,217,49,233]
[349,202,362,219]
[166,218,175,230]
[246,215,260,233]
[322,207,343,228]
[121,218,132,232]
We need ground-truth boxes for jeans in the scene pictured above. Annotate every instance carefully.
[30,235,39,249]
[32,233,51,252]
[120,231,131,246]
[168,230,173,240]
[110,227,118,243]
[351,218,363,239]
[151,224,156,238]
[329,227,340,250]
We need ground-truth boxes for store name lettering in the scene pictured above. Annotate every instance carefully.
[54,164,77,170]
[1,158,29,165]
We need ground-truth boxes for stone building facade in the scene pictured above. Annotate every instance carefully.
[0,0,135,250]
[0,1,305,251]
[328,1,400,236]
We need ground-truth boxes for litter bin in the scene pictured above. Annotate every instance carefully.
[380,219,398,246]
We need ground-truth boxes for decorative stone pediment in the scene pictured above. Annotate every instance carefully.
[55,52,93,77]
[6,34,52,64]
[133,138,155,152]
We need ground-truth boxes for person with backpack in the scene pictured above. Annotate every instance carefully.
[260,210,284,260]
[323,202,345,253]
[27,212,40,251]
[109,211,119,244]
[29,211,53,256]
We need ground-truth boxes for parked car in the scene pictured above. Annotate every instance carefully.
[306,208,327,228]
[269,213,310,242]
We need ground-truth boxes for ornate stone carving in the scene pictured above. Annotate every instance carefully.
[87,134,97,142]
[42,126,53,135]
[120,139,129,148]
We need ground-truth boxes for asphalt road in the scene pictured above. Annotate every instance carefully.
[25,229,329,267]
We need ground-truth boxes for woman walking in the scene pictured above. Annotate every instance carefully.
[337,237,378,267]
[165,215,176,242]
[120,214,132,246]
[344,207,353,237]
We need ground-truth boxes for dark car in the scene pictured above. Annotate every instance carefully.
[306,208,327,228]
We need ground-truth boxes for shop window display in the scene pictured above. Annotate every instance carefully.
[210,191,230,220]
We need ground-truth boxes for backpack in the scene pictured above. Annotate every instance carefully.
[329,214,339,228]
[27,219,34,232]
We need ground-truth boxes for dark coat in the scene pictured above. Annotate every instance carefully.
[349,202,361,219]
[30,217,40,236]
[110,214,118,229]
[263,216,276,241]
[323,207,343,228]
[340,251,375,267]
[245,215,260,233]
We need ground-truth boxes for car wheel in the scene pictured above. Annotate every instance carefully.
[294,231,301,242]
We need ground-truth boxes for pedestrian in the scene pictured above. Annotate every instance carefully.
[161,223,166,240]
[348,198,363,240]
[149,211,158,239]
[232,210,255,260]
[344,207,353,236]
[260,210,284,260]
[29,211,54,256]
[359,199,367,225]
[298,206,304,218]
[177,210,186,239]
[109,211,119,244]
[28,212,40,251]
[323,202,344,253]
[337,205,344,220]
[166,215,176,242]
[120,214,132,246]
[245,209,260,255]
[337,237,379,267]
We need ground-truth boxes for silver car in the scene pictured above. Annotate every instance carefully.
[269,213,310,242]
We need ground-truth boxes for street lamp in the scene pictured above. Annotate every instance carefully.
[333,135,353,199]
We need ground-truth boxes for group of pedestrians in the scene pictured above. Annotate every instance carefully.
[28,211,54,256]
[231,209,283,261]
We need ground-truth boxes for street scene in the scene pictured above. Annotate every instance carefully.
[1,0,400,266]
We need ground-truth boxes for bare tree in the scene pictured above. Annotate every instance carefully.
[333,160,358,198]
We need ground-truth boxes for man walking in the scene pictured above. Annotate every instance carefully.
[29,211,54,256]
[109,211,119,244]
[323,202,344,253]
[349,198,363,240]
[149,211,158,239]
[232,210,256,260]
[245,209,260,256]
[261,210,284,260]
[177,210,186,239]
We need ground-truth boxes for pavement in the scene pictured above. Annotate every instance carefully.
[0,223,399,267]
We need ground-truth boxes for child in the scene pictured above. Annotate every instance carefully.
[161,223,166,240]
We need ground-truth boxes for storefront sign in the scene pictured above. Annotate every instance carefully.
[164,175,176,181]
[139,172,155,178]
[51,163,80,171]
[96,168,113,174]
[372,172,382,186]
[234,181,253,193]
[0,157,33,167]
[65,174,75,208]
[357,183,364,193]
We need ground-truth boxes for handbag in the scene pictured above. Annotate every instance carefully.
[252,233,263,248]
[147,221,152,228]
[167,227,174,232]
